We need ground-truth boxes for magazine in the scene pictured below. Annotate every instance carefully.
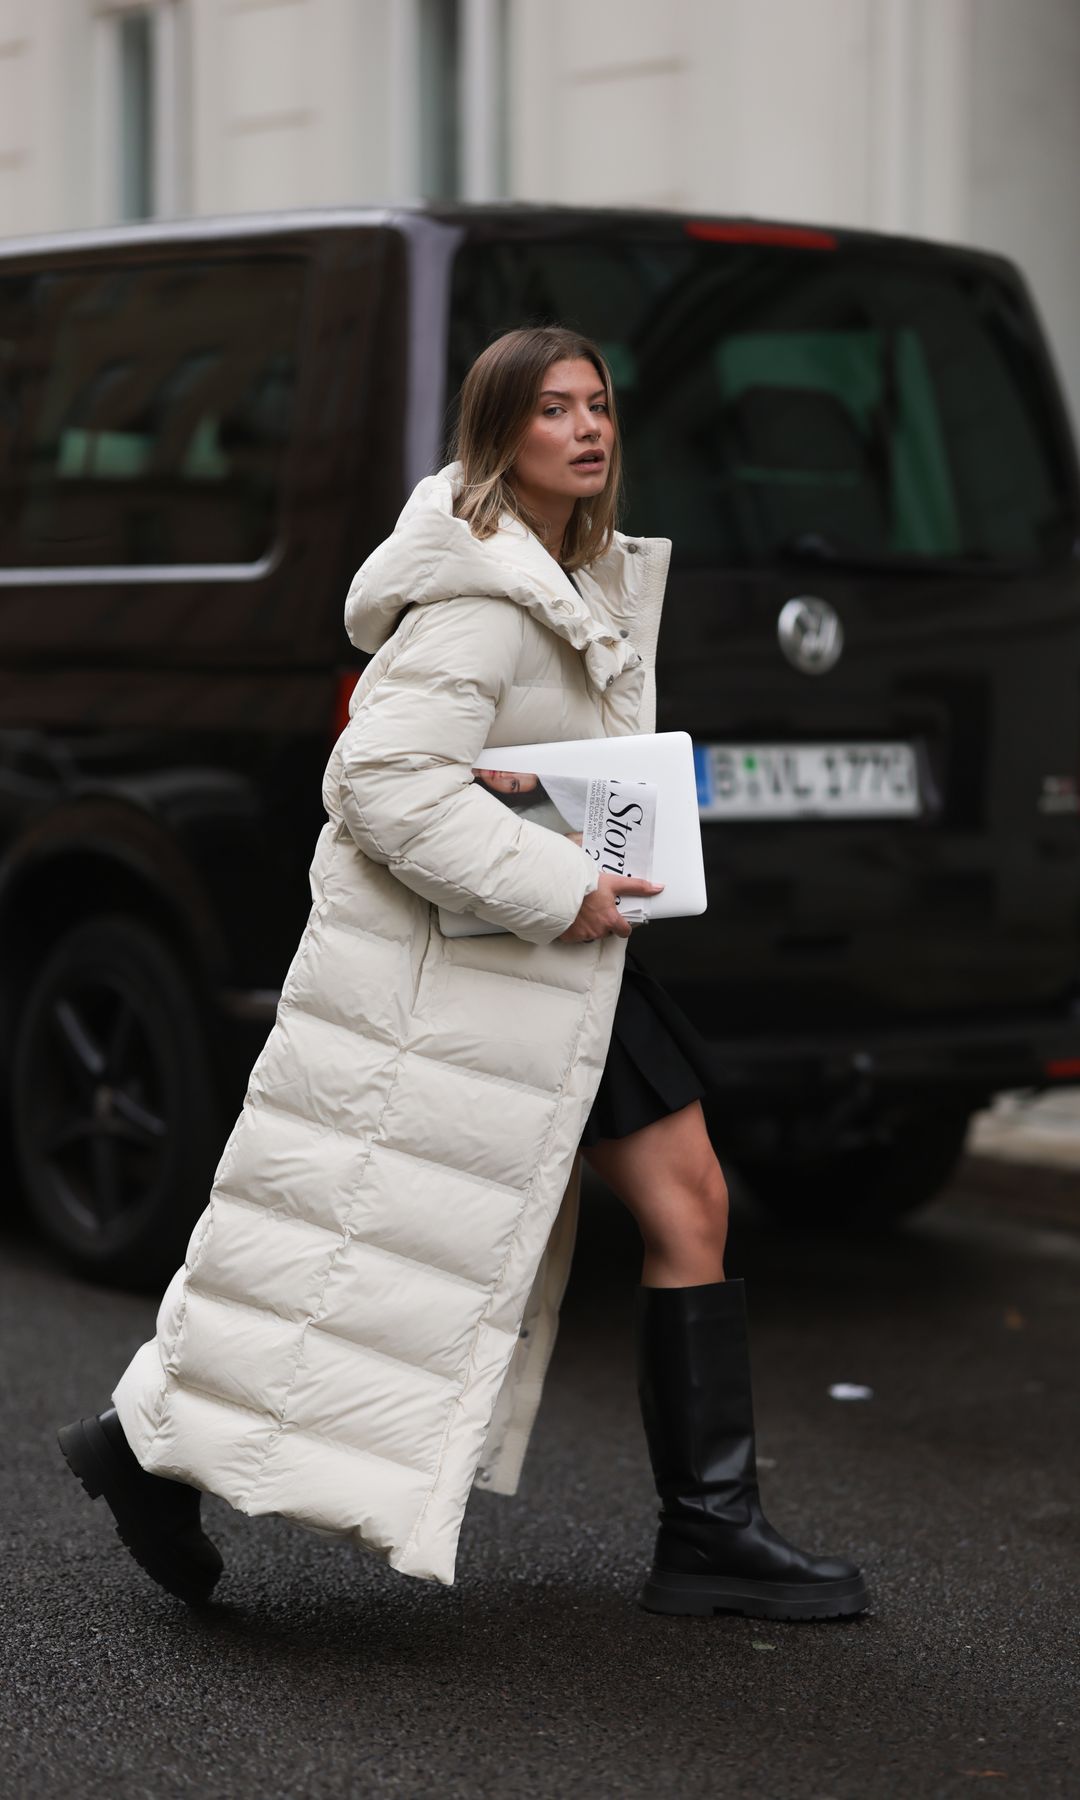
[437,766,658,938]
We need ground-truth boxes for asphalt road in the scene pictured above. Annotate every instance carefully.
[2,1159,1078,1800]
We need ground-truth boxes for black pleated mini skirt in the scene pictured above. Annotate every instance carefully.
[581,943,721,1146]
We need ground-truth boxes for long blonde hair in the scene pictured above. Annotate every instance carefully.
[449,326,623,572]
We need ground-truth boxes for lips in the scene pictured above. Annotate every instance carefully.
[571,452,605,467]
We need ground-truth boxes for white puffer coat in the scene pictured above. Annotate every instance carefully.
[113,464,671,1584]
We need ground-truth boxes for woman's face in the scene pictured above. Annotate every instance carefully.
[509,357,614,508]
[473,769,540,795]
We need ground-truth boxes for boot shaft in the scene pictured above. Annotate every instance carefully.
[635,1277,761,1515]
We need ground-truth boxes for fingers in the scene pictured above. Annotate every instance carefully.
[615,878,665,896]
[561,895,642,943]
[560,920,628,943]
[602,908,632,939]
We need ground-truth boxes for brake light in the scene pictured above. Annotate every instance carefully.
[332,670,359,741]
[1044,1057,1080,1079]
[685,220,838,251]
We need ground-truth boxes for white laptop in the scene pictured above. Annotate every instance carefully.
[438,730,707,937]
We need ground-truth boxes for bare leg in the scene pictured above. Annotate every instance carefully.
[582,1099,729,1287]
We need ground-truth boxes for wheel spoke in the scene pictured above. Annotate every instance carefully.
[110,1088,167,1141]
[20,931,192,1251]
[51,997,106,1086]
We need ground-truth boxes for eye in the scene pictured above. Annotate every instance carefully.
[591,401,609,412]
[543,405,564,417]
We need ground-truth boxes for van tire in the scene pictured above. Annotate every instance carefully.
[733,1107,972,1231]
[11,915,222,1288]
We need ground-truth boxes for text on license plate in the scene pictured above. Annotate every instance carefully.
[694,742,922,818]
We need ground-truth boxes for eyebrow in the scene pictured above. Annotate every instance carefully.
[539,388,607,401]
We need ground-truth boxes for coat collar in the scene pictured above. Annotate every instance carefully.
[344,464,670,701]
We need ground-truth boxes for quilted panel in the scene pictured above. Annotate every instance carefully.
[376,1049,556,1191]
[171,1288,302,1418]
[186,1194,337,1321]
[409,957,587,1092]
[313,843,422,943]
[210,1097,374,1235]
[116,1352,271,1496]
[283,915,415,1042]
[441,927,600,995]
[339,1140,527,1287]
[246,1005,398,1138]
[283,1328,455,1466]
[314,1242,488,1381]
[251,1431,432,1551]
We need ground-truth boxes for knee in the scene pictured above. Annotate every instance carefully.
[655,1151,730,1260]
[689,1154,730,1249]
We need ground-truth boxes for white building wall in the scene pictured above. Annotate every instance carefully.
[968,0,1080,431]
[686,0,877,223]
[0,0,1078,427]
[513,0,688,207]
[512,0,976,236]
[512,0,1080,429]
[189,0,396,212]
[190,0,398,212]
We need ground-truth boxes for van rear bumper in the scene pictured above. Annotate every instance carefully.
[706,1007,1080,1106]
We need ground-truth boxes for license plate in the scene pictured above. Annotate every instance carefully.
[694,742,922,819]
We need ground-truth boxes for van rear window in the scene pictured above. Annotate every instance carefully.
[447,239,1075,568]
[0,254,306,568]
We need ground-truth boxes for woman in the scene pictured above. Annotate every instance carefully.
[59,326,868,1624]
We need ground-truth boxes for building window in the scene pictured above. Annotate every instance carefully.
[119,9,154,219]
[95,2,184,223]
[418,0,460,201]
[410,0,508,201]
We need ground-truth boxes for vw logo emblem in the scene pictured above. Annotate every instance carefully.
[777,596,844,675]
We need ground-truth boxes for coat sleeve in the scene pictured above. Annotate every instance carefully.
[337,595,600,945]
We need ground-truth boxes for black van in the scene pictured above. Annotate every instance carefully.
[3,204,1080,1282]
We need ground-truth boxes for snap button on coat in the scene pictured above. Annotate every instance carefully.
[112,462,671,1587]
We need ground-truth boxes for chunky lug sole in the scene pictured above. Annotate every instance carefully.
[58,1415,221,1607]
[640,1567,869,1622]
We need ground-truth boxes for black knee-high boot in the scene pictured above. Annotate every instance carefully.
[635,1279,869,1620]
[58,1408,223,1605]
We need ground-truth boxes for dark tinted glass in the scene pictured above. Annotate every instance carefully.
[0,254,306,567]
[447,238,1075,567]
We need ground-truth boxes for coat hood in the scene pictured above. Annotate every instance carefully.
[344,463,665,697]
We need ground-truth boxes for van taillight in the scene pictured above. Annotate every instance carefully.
[685,220,837,251]
[332,671,359,741]
[1044,1057,1080,1079]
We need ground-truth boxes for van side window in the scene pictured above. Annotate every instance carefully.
[0,256,306,567]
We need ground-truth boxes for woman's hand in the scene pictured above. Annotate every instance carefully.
[558,872,665,943]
